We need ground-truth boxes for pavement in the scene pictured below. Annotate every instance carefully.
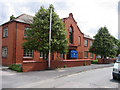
[2,63,114,76]
[2,63,115,88]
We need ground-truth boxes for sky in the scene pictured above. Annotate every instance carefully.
[0,0,119,39]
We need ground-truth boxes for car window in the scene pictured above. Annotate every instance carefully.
[118,56,120,61]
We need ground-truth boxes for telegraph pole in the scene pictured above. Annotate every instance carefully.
[48,7,52,69]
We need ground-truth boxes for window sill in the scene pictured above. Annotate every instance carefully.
[2,57,7,59]
[84,57,88,59]
[2,36,8,39]
[23,57,33,60]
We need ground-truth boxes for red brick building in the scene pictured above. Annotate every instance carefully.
[1,13,95,68]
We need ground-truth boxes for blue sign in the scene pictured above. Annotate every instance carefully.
[70,50,78,58]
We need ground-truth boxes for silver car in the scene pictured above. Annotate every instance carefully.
[112,55,120,79]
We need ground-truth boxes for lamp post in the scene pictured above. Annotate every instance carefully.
[48,7,52,69]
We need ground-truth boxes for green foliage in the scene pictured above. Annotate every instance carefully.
[89,26,118,59]
[22,4,68,60]
[84,61,86,66]
[110,35,120,57]
[91,59,98,64]
[64,65,67,68]
[117,41,120,56]
[10,15,15,20]
[9,64,22,72]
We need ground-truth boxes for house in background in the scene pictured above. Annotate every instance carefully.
[1,13,95,70]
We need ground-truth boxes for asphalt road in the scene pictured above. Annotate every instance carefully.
[2,65,120,88]
[17,67,119,88]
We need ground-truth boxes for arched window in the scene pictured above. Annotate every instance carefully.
[69,26,73,44]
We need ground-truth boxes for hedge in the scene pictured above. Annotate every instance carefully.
[9,64,22,72]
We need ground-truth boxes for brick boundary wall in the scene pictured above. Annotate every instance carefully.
[22,60,48,72]
[98,58,117,64]
[22,60,91,72]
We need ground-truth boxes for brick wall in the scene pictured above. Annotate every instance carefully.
[0,26,2,65]
[22,59,91,72]
[98,58,117,64]
[64,13,96,60]
[22,60,48,72]
[2,22,17,65]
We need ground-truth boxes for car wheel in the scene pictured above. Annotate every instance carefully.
[113,75,116,80]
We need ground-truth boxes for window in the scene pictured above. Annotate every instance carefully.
[78,36,81,45]
[3,27,8,37]
[90,53,93,58]
[63,53,64,59]
[2,47,7,57]
[40,52,43,58]
[59,53,61,58]
[84,40,88,46]
[24,26,30,36]
[69,26,73,44]
[56,52,58,58]
[23,50,33,57]
[84,51,88,58]
[90,41,93,46]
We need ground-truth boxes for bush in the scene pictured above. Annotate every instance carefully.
[91,59,98,64]
[84,61,86,66]
[64,65,67,68]
[9,64,22,72]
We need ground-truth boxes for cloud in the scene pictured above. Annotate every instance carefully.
[0,0,119,39]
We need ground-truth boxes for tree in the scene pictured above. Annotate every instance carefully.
[22,4,68,60]
[117,41,120,56]
[89,26,117,59]
[10,15,15,20]
[110,35,120,57]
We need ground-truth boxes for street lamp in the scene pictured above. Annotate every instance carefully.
[48,7,52,69]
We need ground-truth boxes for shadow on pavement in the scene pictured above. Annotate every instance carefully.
[110,78,120,83]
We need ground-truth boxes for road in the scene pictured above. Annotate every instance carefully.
[2,66,119,88]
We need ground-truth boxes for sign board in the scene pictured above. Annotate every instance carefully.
[70,50,78,58]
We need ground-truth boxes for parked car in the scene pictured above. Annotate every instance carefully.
[112,54,120,79]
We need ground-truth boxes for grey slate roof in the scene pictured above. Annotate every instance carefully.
[84,34,93,39]
[15,14,34,24]
[1,14,34,25]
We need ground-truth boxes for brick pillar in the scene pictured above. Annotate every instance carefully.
[65,53,67,60]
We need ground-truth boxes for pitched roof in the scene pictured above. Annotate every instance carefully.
[15,14,33,24]
[1,14,34,25]
[84,34,93,40]
[1,13,94,40]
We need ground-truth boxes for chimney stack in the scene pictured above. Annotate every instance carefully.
[69,13,73,18]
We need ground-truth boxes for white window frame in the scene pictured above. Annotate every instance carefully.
[90,41,93,46]
[59,53,61,58]
[2,47,7,58]
[3,27,8,38]
[84,51,88,58]
[23,50,33,58]
[24,26,31,37]
[56,52,58,58]
[90,53,93,58]
[40,52,43,58]
[84,40,88,46]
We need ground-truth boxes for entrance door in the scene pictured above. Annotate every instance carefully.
[67,50,71,59]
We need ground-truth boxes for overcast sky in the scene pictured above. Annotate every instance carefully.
[0,0,119,39]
